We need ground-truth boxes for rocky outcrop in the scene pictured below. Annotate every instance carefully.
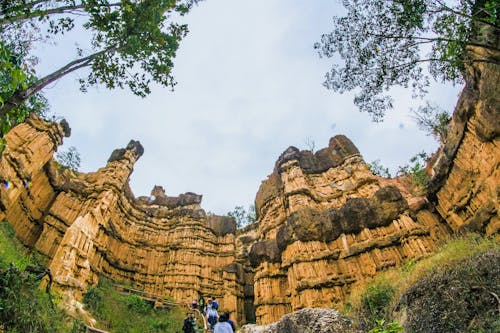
[0,114,245,323]
[246,135,451,324]
[0,45,497,327]
[239,308,358,333]
[428,46,499,236]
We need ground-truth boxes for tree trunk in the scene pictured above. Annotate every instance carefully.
[0,46,115,118]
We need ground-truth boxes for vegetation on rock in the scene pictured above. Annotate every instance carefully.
[345,234,500,332]
[83,278,185,333]
[228,205,256,228]
[0,222,85,333]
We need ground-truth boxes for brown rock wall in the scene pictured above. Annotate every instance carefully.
[0,50,497,327]
[429,47,499,236]
[248,135,451,324]
[0,114,245,323]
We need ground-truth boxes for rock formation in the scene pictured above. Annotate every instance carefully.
[0,116,244,323]
[240,308,358,333]
[246,136,451,324]
[0,44,497,327]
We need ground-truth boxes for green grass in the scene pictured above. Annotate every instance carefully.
[344,234,500,332]
[0,221,85,333]
[0,221,186,333]
[0,221,41,269]
[83,278,185,333]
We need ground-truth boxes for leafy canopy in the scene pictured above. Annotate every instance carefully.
[315,0,499,121]
[0,0,201,119]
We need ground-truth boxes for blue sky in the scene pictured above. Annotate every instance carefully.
[35,0,462,214]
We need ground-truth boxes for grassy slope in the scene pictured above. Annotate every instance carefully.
[345,234,500,332]
[0,221,186,333]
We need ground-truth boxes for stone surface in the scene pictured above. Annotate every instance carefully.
[0,47,497,328]
[239,308,358,333]
[0,114,245,323]
[428,46,499,236]
[247,135,450,324]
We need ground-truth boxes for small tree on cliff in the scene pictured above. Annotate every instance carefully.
[315,0,499,121]
[228,205,256,229]
[0,0,201,119]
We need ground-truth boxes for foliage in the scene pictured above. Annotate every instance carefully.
[315,0,500,121]
[0,222,85,332]
[0,222,43,270]
[368,319,404,333]
[411,101,451,143]
[228,205,256,228]
[368,159,392,178]
[397,150,430,191]
[358,282,396,330]
[344,234,500,332]
[0,0,202,116]
[0,41,49,142]
[404,249,500,332]
[83,277,184,332]
[56,146,82,171]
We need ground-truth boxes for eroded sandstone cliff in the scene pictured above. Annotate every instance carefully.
[0,45,497,326]
[246,136,451,324]
[0,118,246,322]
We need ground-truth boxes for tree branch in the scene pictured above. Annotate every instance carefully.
[432,0,500,29]
[1,46,117,117]
[366,32,500,52]
[0,2,121,26]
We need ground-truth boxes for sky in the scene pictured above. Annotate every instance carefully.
[35,0,462,215]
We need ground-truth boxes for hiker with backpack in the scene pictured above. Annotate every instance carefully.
[211,296,219,311]
[205,298,219,331]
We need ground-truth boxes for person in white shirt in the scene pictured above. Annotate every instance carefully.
[205,298,219,331]
[214,312,233,333]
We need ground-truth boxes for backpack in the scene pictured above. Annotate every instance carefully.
[212,300,219,310]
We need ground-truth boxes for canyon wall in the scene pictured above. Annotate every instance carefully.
[0,47,497,326]
[0,117,246,323]
[246,136,451,324]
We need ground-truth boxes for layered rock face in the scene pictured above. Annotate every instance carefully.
[0,115,245,322]
[429,47,499,236]
[0,47,497,327]
[247,136,451,324]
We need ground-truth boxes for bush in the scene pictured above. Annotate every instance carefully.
[83,277,184,332]
[358,282,395,330]
[344,234,499,332]
[0,264,83,333]
[402,250,500,333]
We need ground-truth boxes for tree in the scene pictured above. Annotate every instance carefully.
[0,0,201,117]
[411,102,451,143]
[228,205,256,229]
[397,150,430,191]
[55,146,81,171]
[368,159,392,178]
[315,0,499,121]
[0,41,49,146]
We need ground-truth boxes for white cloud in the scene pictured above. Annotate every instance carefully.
[37,0,461,214]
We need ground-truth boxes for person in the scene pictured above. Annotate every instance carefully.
[205,298,219,331]
[214,312,233,333]
[191,299,198,310]
[198,295,205,314]
[182,312,195,333]
[211,296,219,310]
[225,312,236,333]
